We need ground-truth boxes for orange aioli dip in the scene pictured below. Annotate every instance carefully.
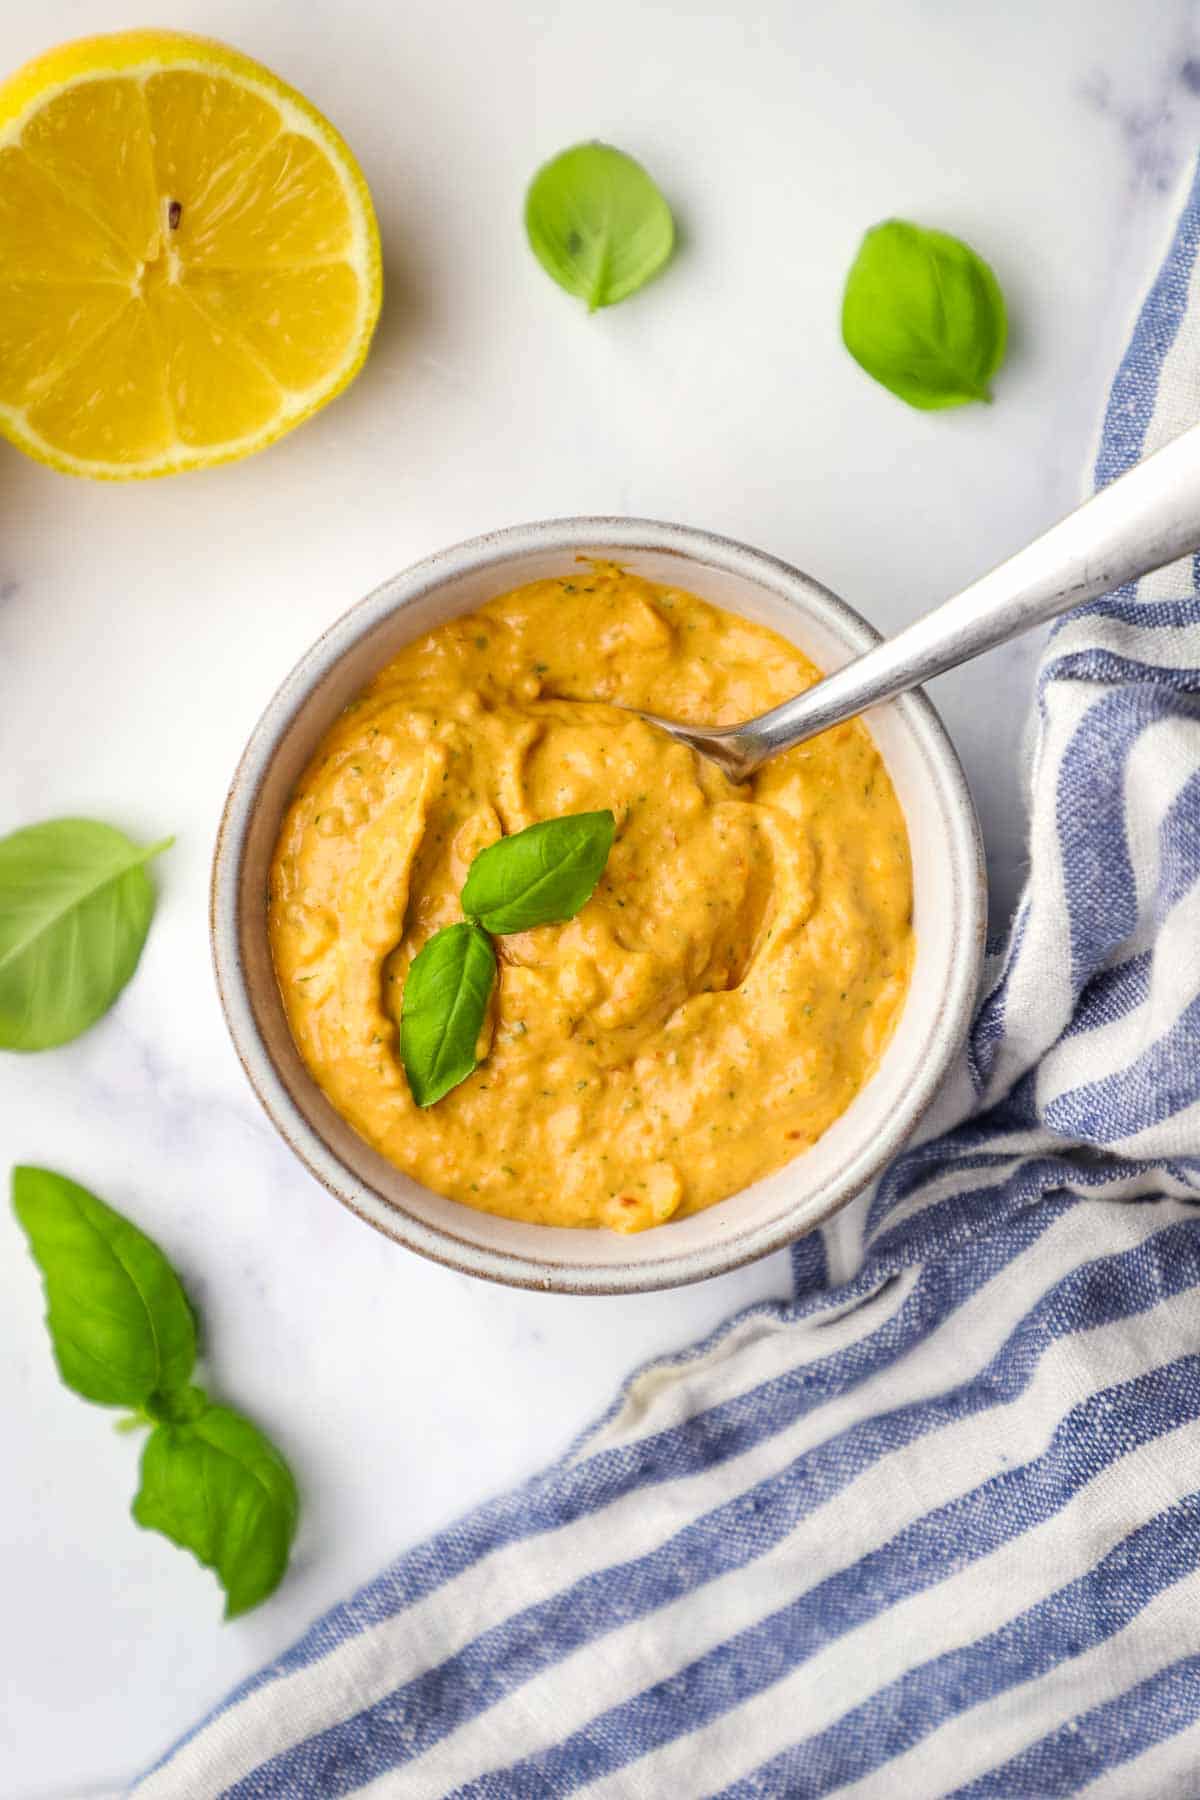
[269,565,914,1231]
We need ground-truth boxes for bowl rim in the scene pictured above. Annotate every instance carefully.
[211,516,987,1293]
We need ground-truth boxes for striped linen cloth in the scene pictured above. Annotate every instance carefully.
[136,167,1200,1798]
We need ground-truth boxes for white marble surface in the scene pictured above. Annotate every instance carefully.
[2,0,1199,1792]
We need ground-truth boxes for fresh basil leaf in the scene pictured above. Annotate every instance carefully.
[400,921,496,1107]
[462,810,615,935]
[15,1166,300,1616]
[0,818,173,1051]
[12,1165,196,1408]
[525,142,675,311]
[841,219,1007,410]
[133,1404,299,1619]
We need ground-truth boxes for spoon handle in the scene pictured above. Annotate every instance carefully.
[740,422,1200,765]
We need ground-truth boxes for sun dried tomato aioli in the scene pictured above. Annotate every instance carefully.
[269,565,913,1232]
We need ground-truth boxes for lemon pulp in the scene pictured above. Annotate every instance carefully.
[0,31,381,478]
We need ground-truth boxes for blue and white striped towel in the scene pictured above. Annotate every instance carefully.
[137,165,1200,1798]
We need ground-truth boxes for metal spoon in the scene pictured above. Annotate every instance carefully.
[643,424,1200,780]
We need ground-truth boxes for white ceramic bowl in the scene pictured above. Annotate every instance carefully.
[212,519,986,1293]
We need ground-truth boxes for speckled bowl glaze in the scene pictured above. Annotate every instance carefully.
[211,518,986,1293]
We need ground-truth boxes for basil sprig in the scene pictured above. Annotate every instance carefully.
[525,142,675,311]
[0,817,172,1051]
[841,219,1008,411]
[13,1166,298,1618]
[400,810,615,1108]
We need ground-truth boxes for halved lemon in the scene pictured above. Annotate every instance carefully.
[0,30,382,478]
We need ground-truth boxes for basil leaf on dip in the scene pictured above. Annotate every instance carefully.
[841,219,1007,410]
[400,921,497,1107]
[462,810,615,934]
